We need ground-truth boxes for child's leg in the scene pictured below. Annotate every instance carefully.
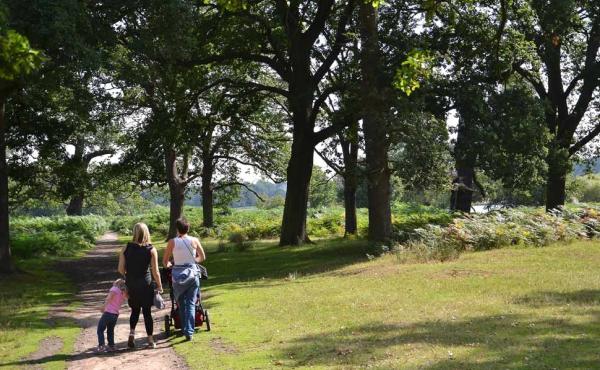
[97,313,108,346]
[106,313,118,346]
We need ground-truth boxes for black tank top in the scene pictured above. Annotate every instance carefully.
[124,242,153,282]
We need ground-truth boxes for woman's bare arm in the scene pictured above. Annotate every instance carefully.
[194,239,206,263]
[163,239,174,268]
[150,247,163,293]
[118,246,126,276]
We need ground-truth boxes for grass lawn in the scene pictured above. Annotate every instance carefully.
[166,238,600,369]
[0,259,80,369]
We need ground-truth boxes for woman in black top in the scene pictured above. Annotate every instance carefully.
[118,223,163,349]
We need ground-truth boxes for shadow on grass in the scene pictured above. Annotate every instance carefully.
[513,289,600,307]
[277,310,600,369]
[202,238,377,288]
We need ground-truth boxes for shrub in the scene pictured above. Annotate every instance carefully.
[228,231,248,244]
[396,207,597,263]
[10,215,108,258]
[216,240,229,253]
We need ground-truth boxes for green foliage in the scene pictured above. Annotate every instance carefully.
[399,206,600,262]
[9,215,108,258]
[390,202,453,240]
[0,30,44,81]
[226,228,252,252]
[257,195,285,209]
[110,203,453,242]
[569,174,600,203]
[309,166,337,209]
[393,49,433,96]
[389,112,451,192]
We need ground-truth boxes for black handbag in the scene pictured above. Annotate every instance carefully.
[197,264,208,280]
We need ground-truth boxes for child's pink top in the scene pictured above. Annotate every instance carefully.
[105,286,126,315]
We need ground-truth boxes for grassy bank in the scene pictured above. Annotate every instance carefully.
[0,259,80,369]
[171,239,600,369]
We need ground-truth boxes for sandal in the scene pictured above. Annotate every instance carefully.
[146,341,156,349]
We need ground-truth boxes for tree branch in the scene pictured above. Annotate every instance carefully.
[513,63,547,99]
[310,84,342,126]
[83,149,115,163]
[568,17,600,131]
[303,0,335,45]
[220,78,289,97]
[315,148,344,176]
[213,155,282,183]
[213,181,265,202]
[312,119,351,145]
[184,51,289,80]
[569,120,600,156]
[311,0,356,87]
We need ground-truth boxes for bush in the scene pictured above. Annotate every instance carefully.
[227,230,252,252]
[228,231,248,244]
[10,215,108,258]
[396,207,596,263]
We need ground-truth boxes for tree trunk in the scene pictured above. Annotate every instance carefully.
[450,95,477,213]
[450,167,474,212]
[280,130,314,245]
[546,170,566,211]
[168,182,185,239]
[343,179,357,235]
[359,2,392,243]
[201,159,214,228]
[165,149,186,240]
[545,144,568,211]
[0,96,14,273]
[66,193,84,216]
[341,123,359,236]
[279,42,315,246]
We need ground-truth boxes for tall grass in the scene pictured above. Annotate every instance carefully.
[10,215,108,258]
[397,206,600,262]
[110,204,453,242]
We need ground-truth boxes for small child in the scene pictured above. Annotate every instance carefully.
[97,278,127,352]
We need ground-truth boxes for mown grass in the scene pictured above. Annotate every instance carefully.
[0,259,80,369]
[170,239,600,369]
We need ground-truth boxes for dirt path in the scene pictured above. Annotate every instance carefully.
[62,232,188,370]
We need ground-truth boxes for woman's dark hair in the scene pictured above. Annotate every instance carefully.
[175,218,190,234]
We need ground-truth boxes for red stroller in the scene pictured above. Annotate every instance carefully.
[162,267,211,335]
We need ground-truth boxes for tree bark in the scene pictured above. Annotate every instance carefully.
[279,43,315,246]
[201,158,214,228]
[545,143,569,211]
[545,169,566,211]
[66,192,84,216]
[340,124,358,236]
[280,128,314,245]
[359,2,392,243]
[450,92,478,213]
[450,167,474,212]
[165,149,186,240]
[0,96,14,273]
[343,179,357,235]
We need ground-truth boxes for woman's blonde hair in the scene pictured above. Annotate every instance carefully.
[132,222,151,245]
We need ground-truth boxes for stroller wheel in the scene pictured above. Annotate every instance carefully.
[204,310,211,332]
[164,314,171,336]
